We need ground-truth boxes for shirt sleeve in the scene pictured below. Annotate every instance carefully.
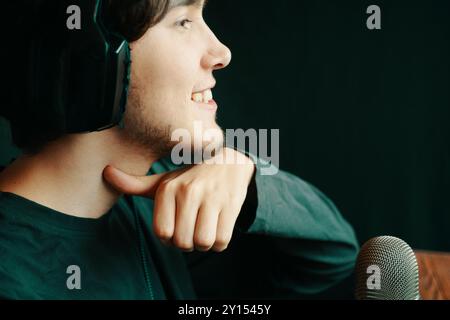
[236,155,359,296]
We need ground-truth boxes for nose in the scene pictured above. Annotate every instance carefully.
[202,30,232,71]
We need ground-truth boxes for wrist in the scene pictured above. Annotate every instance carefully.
[223,147,255,184]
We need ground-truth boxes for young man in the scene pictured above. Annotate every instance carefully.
[0,0,359,299]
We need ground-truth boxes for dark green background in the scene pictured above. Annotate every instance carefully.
[1,0,449,251]
[204,0,450,251]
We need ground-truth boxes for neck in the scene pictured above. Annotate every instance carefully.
[0,127,158,219]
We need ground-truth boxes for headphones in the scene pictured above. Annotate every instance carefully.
[5,0,131,134]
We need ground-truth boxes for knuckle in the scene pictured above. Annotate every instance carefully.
[214,234,231,251]
[181,181,199,194]
[172,236,193,251]
[154,226,173,241]
[194,234,215,250]
[212,243,228,252]
[178,181,191,191]
[160,179,177,192]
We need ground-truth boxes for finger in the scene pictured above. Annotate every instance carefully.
[153,180,177,242]
[193,203,220,252]
[212,205,241,252]
[103,165,170,198]
[172,185,202,252]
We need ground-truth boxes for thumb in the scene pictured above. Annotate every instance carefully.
[103,165,169,198]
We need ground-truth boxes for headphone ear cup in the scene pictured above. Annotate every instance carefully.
[94,0,132,131]
[63,0,132,133]
[99,34,132,131]
[9,0,132,134]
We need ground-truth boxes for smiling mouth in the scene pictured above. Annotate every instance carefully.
[191,89,214,104]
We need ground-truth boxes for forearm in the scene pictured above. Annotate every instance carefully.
[237,155,359,294]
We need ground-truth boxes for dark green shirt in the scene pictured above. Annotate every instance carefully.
[0,156,359,299]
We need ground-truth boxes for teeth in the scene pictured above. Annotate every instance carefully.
[191,89,213,103]
[192,93,203,103]
[203,89,213,103]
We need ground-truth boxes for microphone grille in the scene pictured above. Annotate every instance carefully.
[355,236,420,300]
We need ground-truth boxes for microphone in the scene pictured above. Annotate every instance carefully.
[355,236,420,300]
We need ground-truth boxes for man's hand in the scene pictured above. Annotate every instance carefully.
[103,148,256,252]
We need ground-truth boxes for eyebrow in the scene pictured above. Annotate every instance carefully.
[169,0,208,10]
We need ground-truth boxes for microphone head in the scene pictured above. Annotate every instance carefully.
[355,236,420,300]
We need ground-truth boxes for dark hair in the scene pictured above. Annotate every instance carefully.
[104,0,171,41]
[3,0,172,154]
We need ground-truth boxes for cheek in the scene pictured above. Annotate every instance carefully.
[134,52,197,99]
[129,36,204,125]
[128,75,193,130]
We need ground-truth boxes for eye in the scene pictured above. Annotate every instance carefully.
[176,18,193,29]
